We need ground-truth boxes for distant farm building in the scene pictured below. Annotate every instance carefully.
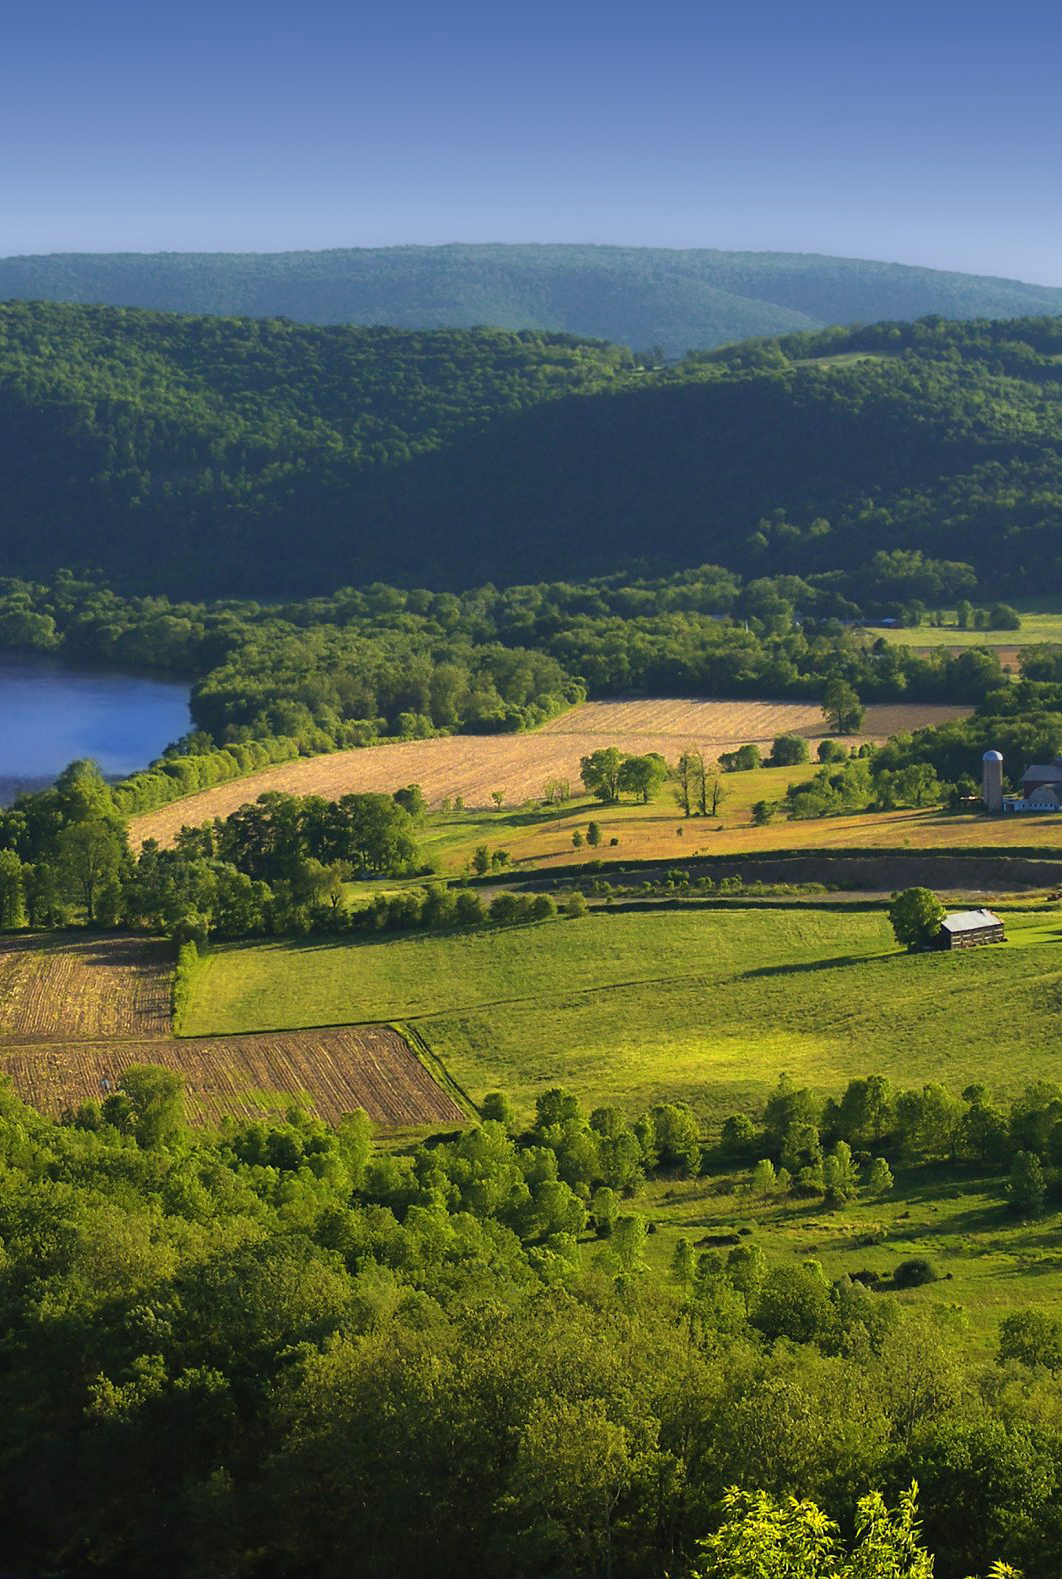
[936,908,1006,949]
[982,749,1062,813]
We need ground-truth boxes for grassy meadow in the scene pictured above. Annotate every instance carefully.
[183,905,1062,1121]
[873,600,1062,650]
[639,1161,1062,1354]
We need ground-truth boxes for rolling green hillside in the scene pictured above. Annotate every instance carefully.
[3,243,1062,355]
[5,302,1062,595]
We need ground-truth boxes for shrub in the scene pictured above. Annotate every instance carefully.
[894,1256,938,1287]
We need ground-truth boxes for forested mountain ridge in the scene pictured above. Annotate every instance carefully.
[5,302,1062,596]
[4,242,1062,355]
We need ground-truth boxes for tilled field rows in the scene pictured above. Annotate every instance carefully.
[0,1025,464,1128]
[129,698,971,847]
[0,935,463,1127]
[0,934,173,1040]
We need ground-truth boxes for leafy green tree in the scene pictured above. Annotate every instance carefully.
[823,1140,860,1205]
[998,1309,1062,1370]
[888,887,945,950]
[611,1213,647,1271]
[580,747,624,803]
[671,1236,696,1288]
[0,849,27,929]
[472,844,491,876]
[590,1186,619,1237]
[770,733,810,766]
[1008,1150,1046,1217]
[726,1243,767,1314]
[586,821,602,847]
[822,677,865,734]
[118,1065,185,1148]
[721,1112,757,1160]
[617,752,668,803]
[751,799,777,825]
[751,1157,777,1199]
[866,1157,894,1194]
[480,1091,515,1129]
[692,1484,935,1578]
[57,819,124,922]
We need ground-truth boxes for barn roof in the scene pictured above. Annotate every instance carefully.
[940,908,1004,933]
[1023,763,1062,782]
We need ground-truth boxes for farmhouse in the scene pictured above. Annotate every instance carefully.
[936,908,1006,949]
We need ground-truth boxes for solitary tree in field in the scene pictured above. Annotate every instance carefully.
[888,887,945,950]
[586,822,602,847]
[580,747,624,802]
[822,677,865,735]
[1009,1150,1047,1218]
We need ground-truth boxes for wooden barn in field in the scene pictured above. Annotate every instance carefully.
[935,908,1005,949]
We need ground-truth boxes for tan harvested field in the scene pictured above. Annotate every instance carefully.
[129,698,972,847]
[0,934,172,1040]
[0,1025,465,1127]
[0,934,461,1127]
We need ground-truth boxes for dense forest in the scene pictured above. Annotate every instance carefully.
[0,1068,1055,1576]
[3,242,1062,354]
[5,305,1062,595]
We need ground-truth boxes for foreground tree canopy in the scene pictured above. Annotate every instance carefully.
[0,1069,1053,1577]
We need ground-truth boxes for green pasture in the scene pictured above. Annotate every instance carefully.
[639,1163,1062,1353]
[184,906,1062,1121]
[873,602,1062,649]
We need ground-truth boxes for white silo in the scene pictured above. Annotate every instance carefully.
[982,749,1004,812]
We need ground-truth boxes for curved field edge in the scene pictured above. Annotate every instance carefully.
[127,698,971,847]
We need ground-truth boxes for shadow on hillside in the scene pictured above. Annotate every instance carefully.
[739,951,889,980]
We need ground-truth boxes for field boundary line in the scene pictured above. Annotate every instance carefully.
[392,1021,479,1119]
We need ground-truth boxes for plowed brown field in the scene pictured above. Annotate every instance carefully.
[0,934,172,1039]
[129,698,971,847]
[0,1025,464,1127]
[0,934,461,1127]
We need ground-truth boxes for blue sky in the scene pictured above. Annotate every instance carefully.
[3,0,1061,283]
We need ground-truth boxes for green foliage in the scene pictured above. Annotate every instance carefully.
[894,1257,939,1288]
[693,1484,935,1578]
[771,732,811,766]
[720,743,763,773]
[10,307,1062,599]
[888,888,946,951]
[823,677,865,735]
[1007,1150,1047,1217]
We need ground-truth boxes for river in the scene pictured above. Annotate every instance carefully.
[0,654,191,805]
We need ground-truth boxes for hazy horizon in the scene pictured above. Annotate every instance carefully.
[4,0,1062,287]
[0,239,1057,292]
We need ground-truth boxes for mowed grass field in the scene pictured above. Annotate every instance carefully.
[873,601,1062,653]
[181,906,1062,1121]
[128,697,971,846]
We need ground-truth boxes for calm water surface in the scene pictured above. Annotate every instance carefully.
[0,655,191,804]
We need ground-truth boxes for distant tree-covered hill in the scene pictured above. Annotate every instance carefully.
[4,301,1062,597]
[3,243,1062,355]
